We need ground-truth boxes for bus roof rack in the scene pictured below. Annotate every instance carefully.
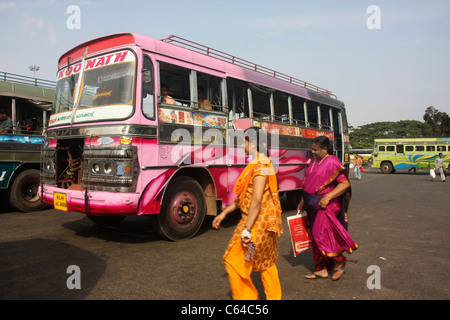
[161,35,336,98]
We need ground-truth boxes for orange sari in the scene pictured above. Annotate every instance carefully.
[224,154,282,269]
[223,153,283,299]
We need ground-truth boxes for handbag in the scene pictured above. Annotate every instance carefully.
[360,166,365,172]
[286,211,312,257]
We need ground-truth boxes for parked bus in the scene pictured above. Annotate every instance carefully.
[40,33,350,240]
[346,148,373,164]
[0,71,54,211]
[372,137,450,174]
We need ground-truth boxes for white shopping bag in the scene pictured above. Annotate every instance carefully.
[430,169,436,179]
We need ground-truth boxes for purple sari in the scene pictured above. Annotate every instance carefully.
[303,155,358,268]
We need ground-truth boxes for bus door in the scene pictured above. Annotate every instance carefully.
[396,144,404,154]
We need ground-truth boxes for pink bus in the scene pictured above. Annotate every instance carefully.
[40,33,350,240]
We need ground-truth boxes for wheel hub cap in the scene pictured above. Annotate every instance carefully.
[171,193,197,226]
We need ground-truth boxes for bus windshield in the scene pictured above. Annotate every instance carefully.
[54,74,79,113]
[51,50,136,126]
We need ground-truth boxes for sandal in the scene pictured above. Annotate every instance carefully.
[305,272,328,279]
[331,262,345,281]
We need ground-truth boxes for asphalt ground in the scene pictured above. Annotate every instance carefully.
[0,167,449,306]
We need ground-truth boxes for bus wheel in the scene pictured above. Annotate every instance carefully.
[154,177,206,241]
[10,169,46,212]
[380,162,393,174]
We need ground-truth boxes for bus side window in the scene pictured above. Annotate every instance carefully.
[307,101,319,129]
[405,146,414,152]
[273,91,289,123]
[159,61,191,106]
[386,146,395,152]
[249,83,271,120]
[292,96,306,126]
[379,146,385,152]
[196,72,223,112]
[416,146,424,152]
[319,105,331,130]
[142,56,155,119]
[437,146,446,152]
[332,108,340,132]
[227,78,249,118]
[426,146,435,152]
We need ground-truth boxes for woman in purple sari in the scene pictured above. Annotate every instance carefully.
[298,136,358,280]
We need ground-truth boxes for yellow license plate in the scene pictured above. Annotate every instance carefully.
[54,192,68,211]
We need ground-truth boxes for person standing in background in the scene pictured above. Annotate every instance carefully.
[434,153,446,182]
[354,154,363,180]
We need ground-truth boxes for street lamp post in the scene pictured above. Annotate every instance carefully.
[29,65,40,78]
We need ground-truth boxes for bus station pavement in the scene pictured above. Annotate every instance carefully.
[0,166,449,302]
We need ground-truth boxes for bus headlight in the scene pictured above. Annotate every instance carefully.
[83,146,139,192]
[42,149,57,184]
[92,163,100,174]
[103,162,113,174]
[44,160,55,173]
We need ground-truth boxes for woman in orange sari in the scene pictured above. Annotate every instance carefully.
[212,127,283,300]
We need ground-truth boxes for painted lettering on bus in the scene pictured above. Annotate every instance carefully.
[57,51,130,79]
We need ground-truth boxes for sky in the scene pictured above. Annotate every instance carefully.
[0,0,449,127]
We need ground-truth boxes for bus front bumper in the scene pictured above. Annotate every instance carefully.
[40,185,139,215]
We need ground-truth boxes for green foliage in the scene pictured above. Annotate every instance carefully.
[349,106,449,149]
[423,106,450,137]
[349,120,428,149]
[350,106,450,149]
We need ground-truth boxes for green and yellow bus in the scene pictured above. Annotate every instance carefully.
[372,138,450,174]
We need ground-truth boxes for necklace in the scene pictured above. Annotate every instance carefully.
[310,154,329,173]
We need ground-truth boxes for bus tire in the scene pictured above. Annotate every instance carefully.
[380,162,393,174]
[9,169,46,212]
[153,177,206,241]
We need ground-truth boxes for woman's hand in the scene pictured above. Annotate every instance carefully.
[241,228,252,247]
[317,179,350,209]
[212,202,239,229]
[318,195,331,209]
[212,212,226,229]
[297,199,304,212]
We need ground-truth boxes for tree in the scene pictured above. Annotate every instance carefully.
[423,106,450,136]
[350,120,427,149]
